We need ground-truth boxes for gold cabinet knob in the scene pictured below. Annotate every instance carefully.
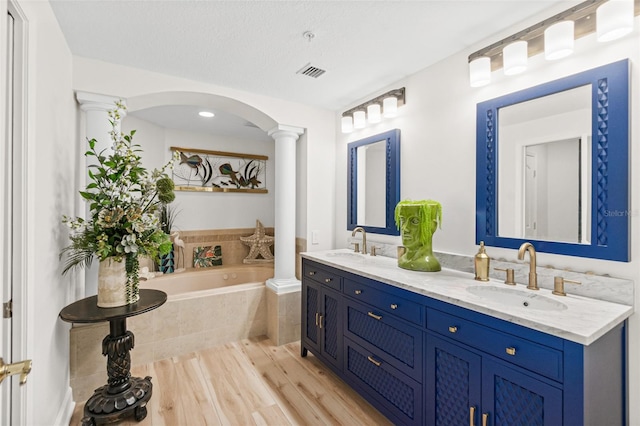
[354,290,362,295]
[506,347,516,356]
[449,326,458,333]
[324,278,332,283]
[308,271,315,276]
[390,304,398,310]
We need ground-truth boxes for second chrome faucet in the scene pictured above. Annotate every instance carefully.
[518,242,539,290]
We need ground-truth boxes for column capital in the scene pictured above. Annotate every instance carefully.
[76,91,126,113]
[266,277,301,294]
[268,124,304,140]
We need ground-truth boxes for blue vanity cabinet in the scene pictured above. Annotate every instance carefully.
[300,258,626,426]
[301,261,343,371]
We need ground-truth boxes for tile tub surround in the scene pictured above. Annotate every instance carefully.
[69,282,267,402]
[165,227,275,270]
[351,238,634,306]
[303,249,633,345]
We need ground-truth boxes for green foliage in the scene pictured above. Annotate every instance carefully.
[60,101,179,275]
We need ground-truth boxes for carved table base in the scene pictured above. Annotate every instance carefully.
[81,376,152,425]
[81,319,152,425]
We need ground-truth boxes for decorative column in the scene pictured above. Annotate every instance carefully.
[75,92,125,298]
[265,124,304,346]
[266,124,304,293]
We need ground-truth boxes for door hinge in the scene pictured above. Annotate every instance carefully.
[3,300,12,318]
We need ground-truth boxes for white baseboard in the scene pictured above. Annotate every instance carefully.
[54,387,76,426]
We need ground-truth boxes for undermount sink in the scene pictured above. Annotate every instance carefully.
[466,285,568,311]
[325,251,366,259]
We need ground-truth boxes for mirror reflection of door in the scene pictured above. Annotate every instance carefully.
[524,152,538,238]
[497,84,591,244]
[356,141,386,228]
[523,138,582,243]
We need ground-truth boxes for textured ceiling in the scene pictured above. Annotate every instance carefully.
[50,0,577,113]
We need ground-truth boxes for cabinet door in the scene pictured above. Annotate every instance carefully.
[426,333,482,426]
[320,288,342,369]
[481,358,562,426]
[302,279,321,354]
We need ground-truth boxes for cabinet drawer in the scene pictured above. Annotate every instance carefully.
[345,299,423,379]
[427,309,563,382]
[344,279,422,326]
[344,338,423,426]
[303,263,342,291]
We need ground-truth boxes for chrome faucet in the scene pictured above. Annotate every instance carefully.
[351,227,367,255]
[517,242,539,290]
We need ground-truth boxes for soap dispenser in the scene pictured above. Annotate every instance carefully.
[474,241,490,281]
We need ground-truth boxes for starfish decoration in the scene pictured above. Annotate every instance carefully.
[240,220,274,263]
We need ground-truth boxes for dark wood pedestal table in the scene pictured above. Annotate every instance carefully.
[59,289,167,426]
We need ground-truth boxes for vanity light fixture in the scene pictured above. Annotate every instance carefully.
[503,40,528,75]
[198,111,215,118]
[341,87,405,133]
[597,0,634,42]
[544,20,575,60]
[468,0,638,87]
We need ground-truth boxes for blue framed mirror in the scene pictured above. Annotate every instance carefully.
[348,129,401,236]
[476,60,629,261]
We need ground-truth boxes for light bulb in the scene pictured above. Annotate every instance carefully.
[341,115,353,133]
[367,104,381,123]
[545,21,574,60]
[597,0,634,42]
[382,97,398,118]
[353,110,366,129]
[503,40,528,75]
[469,56,491,87]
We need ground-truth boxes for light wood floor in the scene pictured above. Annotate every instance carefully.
[70,336,392,425]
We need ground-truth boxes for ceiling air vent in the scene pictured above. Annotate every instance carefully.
[296,63,326,78]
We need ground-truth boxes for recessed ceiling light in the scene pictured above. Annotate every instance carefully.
[199,111,215,118]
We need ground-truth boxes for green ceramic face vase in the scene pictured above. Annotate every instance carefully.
[395,200,442,272]
[399,205,422,251]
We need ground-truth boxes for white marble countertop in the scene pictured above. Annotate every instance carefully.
[302,249,634,345]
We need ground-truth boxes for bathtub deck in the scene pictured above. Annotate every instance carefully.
[69,336,391,426]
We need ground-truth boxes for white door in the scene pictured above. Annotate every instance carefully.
[2,2,28,423]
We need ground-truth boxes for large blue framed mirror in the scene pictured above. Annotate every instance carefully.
[348,129,401,236]
[476,59,629,261]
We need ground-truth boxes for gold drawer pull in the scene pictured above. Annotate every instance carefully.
[308,271,315,276]
[506,347,516,356]
[315,312,319,326]
[390,304,398,310]
[449,326,458,333]
[354,290,362,295]
[325,278,332,283]
[469,406,476,426]
[318,314,323,329]
[367,356,381,367]
[367,311,382,320]
[482,413,488,426]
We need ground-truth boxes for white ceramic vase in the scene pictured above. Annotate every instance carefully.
[97,257,138,308]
